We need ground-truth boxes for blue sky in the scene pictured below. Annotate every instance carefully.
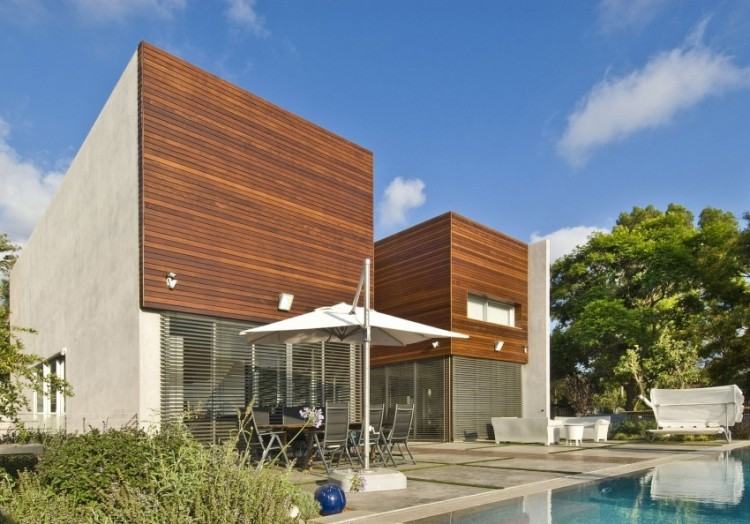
[1,1,749,258]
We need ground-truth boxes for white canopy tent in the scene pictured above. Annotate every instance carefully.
[240,258,468,474]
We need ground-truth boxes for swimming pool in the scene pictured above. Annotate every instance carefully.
[410,447,749,523]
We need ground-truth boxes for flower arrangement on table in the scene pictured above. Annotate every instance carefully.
[299,406,324,428]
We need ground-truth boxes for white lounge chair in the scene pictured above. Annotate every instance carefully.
[639,385,744,442]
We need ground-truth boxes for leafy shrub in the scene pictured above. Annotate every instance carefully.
[0,423,319,523]
[35,427,156,504]
[0,472,86,523]
[0,454,38,479]
[0,426,69,447]
[611,418,656,440]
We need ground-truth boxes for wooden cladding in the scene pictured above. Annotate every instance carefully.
[138,43,373,323]
[373,212,528,366]
[450,214,528,364]
[372,214,452,365]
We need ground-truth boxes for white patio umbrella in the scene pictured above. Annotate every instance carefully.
[240,258,468,471]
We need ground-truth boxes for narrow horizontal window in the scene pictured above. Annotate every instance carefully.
[467,293,515,327]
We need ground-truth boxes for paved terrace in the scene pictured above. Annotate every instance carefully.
[287,439,750,523]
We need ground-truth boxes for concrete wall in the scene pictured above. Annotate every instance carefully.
[9,51,149,431]
[522,239,550,418]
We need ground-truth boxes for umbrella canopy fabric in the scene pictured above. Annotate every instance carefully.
[239,302,468,346]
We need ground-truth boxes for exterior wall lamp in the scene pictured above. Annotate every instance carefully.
[277,292,294,312]
[494,340,504,352]
[431,340,439,349]
[165,272,178,290]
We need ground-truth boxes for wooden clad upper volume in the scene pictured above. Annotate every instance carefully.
[138,43,373,323]
[373,212,529,366]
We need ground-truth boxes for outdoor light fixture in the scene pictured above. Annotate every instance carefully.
[494,340,504,352]
[431,340,439,349]
[277,292,294,312]
[165,272,178,290]
[523,345,528,354]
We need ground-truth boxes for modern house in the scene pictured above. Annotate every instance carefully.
[10,43,373,441]
[10,42,549,443]
[372,213,549,441]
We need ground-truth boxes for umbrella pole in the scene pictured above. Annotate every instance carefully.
[363,258,371,471]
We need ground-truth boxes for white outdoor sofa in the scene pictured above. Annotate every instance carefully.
[639,385,744,442]
[491,416,610,445]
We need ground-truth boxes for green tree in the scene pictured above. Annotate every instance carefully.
[551,204,749,410]
[0,234,71,423]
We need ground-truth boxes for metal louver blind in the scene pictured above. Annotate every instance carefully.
[452,356,522,441]
[161,313,257,444]
[369,358,447,441]
[161,313,362,443]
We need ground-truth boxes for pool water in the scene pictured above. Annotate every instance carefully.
[411,447,750,523]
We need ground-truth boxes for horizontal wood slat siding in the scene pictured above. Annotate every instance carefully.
[139,43,373,322]
[373,212,529,367]
[372,214,452,366]
[450,214,528,364]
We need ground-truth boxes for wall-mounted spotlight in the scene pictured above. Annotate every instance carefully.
[494,340,504,352]
[431,340,440,349]
[278,292,294,312]
[523,345,528,354]
[165,272,178,290]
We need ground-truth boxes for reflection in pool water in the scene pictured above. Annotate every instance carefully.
[410,447,750,523]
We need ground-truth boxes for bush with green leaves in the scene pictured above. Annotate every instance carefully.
[611,418,656,440]
[0,422,319,523]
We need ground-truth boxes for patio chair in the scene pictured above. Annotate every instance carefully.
[383,403,416,466]
[239,409,289,471]
[352,404,391,466]
[311,402,356,474]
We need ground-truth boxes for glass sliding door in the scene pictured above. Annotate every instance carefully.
[161,312,362,443]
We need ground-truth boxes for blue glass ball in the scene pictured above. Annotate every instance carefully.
[314,483,346,516]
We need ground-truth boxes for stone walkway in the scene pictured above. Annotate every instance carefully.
[288,439,748,523]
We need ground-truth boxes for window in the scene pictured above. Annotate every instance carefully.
[33,356,65,417]
[467,293,515,327]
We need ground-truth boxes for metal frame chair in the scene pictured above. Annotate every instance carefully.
[240,409,289,471]
[353,404,391,466]
[312,402,355,474]
[384,403,416,466]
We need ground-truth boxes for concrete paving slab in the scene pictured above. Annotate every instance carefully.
[570,447,677,460]
[407,452,497,464]
[613,442,723,451]
[344,479,490,513]
[472,457,626,474]
[410,441,497,450]
[405,464,562,489]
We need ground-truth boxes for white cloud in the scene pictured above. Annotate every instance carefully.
[225,0,269,37]
[558,30,750,166]
[0,118,64,243]
[598,0,670,33]
[379,177,426,228]
[71,0,186,21]
[530,225,607,261]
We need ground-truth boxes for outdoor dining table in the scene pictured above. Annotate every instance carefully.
[258,422,363,469]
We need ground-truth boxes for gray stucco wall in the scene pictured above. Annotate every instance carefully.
[9,51,154,431]
[522,239,551,418]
